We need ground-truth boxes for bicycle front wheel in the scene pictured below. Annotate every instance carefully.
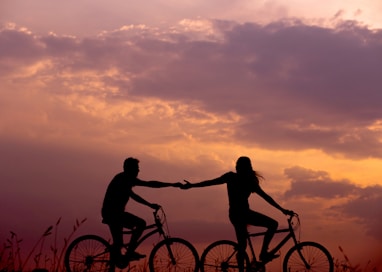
[149,237,199,272]
[283,241,333,272]
[64,234,114,272]
[200,240,250,272]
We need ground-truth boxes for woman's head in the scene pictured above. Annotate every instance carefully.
[235,156,253,174]
[236,156,264,181]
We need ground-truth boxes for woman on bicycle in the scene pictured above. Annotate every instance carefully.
[182,156,294,270]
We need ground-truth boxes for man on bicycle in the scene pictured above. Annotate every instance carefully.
[101,157,181,265]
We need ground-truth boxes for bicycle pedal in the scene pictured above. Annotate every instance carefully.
[250,261,265,271]
[250,266,266,272]
[116,259,130,269]
[129,255,145,261]
[260,253,280,263]
[125,252,146,261]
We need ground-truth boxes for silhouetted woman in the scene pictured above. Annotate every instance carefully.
[182,156,293,271]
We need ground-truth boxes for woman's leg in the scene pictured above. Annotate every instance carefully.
[246,210,278,260]
[232,222,247,272]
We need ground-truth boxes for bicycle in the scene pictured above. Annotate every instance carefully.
[64,207,199,272]
[200,213,334,272]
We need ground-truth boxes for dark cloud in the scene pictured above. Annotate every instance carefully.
[1,20,382,159]
[0,27,43,59]
[284,166,357,198]
[283,166,382,240]
[333,185,382,240]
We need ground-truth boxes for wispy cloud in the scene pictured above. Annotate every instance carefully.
[284,166,382,240]
[1,20,382,160]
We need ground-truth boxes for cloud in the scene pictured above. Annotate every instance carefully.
[1,20,382,161]
[283,166,382,240]
[284,166,357,198]
[333,185,382,240]
[2,11,382,269]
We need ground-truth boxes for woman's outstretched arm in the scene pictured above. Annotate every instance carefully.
[182,175,226,189]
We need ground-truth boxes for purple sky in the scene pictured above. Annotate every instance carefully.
[1,1,382,270]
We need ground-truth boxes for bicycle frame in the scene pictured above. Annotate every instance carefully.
[121,209,168,251]
[200,213,333,272]
[119,208,194,269]
[65,207,200,272]
[246,214,299,263]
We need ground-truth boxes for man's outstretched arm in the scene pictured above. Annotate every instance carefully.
[137,179,182,188]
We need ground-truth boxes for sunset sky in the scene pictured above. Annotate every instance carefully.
[1,0,382,270]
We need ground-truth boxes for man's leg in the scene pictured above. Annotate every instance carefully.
[107,222,124,262]
[121,212,146,257]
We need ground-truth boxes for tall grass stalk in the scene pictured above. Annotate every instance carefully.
[22,225,53,270]
[335,246,378,272]
[50,217,61,271]
[53,217,87,272]
[1,231,23,271]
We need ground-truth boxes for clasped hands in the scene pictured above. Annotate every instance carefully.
[172,180,192,189]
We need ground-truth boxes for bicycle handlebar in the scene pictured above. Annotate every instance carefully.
[287,212,300,230]
[287,212,298,220]
[289,211,298,217]
[153,206,162,216]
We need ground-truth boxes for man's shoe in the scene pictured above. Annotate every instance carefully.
[259,252,280,263]
[115,257,129,269]
[129,251,146,260]
[250,260,266,272]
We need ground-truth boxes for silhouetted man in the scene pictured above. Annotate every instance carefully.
[102,157,180,266]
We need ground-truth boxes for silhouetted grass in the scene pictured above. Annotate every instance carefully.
[124,259,149,272]
[2,226,380,272]
[0,217,86,272]
[334,246,378,272]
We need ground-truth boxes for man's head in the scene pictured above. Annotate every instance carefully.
[123,157,140,177]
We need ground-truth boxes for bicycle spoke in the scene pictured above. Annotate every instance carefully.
[283,242,333,272]
[65,235,113,272]
[201,240,250,272]
[149,238,199,272]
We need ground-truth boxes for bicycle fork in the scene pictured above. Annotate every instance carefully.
[294,243,311,270]
[164,240,177,265]
[290,231,311,270]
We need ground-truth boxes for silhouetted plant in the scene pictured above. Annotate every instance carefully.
[50,217,61,271]
[30,225,53,269]
[0,217,86,272]
[52,217,87,272]
[0,231,24,271]
[334,246,378,272]
[126,258,149,272]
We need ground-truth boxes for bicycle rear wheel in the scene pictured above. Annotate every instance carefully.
[64,234,114,272]
[283,241,333,272]
[149,237,199,272]
[200,240,250,272]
